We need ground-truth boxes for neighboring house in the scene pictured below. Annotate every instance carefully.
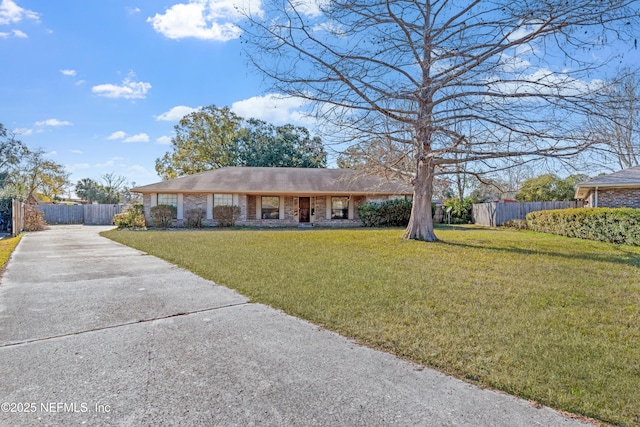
[131,167,413,227]
[575,166,640,208]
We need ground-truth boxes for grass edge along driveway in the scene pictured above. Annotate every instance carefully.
[103,226,640,427]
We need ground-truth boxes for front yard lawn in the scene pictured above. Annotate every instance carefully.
[103,226,640,426]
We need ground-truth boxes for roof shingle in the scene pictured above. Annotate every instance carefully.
[131,167,413,196]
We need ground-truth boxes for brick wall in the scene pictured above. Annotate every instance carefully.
[143,192,402,227]
[592,188,640,208]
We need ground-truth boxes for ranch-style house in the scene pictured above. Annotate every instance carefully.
[131,167,413,227]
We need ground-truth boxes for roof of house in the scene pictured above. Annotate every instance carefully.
[131,167,413,196]
[575,166,640,199]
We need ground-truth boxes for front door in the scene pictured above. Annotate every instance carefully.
[299,197,310,223]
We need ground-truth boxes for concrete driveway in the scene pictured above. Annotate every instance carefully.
[0,225,591,426]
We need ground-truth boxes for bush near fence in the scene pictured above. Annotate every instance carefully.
[526,207,640,245]
[358,199,413,227]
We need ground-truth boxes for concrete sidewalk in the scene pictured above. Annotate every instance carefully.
[0,225,591,426]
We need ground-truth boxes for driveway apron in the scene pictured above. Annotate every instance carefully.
[0,225,592,426]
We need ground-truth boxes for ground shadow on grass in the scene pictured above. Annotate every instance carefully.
[438,239,640,268]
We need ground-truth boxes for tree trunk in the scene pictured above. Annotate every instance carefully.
[403,159,437,241]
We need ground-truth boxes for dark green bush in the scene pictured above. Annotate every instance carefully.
[113,203,145,229]
[185,208,205,228]
[443,197,474,224]
[150,204,176,228]
[526,208,640,245]
[213,205,241,227]
[358,199,412,227]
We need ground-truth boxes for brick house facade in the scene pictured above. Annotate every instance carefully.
[575,166,640,208]
[133,167,412,228]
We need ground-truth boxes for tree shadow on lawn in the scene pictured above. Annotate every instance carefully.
[438,240,640,268]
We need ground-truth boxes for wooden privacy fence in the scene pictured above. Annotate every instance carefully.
[39,204,122,225]
[472,201,584,227]
[11,199,25,236]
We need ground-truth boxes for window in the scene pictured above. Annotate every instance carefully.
[158,193,177,207]
[261,196,280,219]
[157,193,178,219]
[214,194,232,207]
[331,197,349,219]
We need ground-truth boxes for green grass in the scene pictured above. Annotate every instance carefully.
[0,233,22,272]
[103,226,640,426]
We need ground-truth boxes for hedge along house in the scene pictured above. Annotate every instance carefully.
[575,166,640,208]
[131,167,413,227]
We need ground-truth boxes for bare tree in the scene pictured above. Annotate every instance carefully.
[586,67,640,170]
[242,0,637,241]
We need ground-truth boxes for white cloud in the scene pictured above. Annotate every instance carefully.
[123,133,150,143]
[92,73,151,99]
[0,0,39,25]
[35,118,72,127]
[13,127,32,135]
[60,69,77,76]
[107,131,127,140]
[107,131,149,143]
[156,105,200,121]
[156,135,172,145]
[147,0,262,41]
[0,28,26,38]
[70,149,82,154]
[231,94,309,124]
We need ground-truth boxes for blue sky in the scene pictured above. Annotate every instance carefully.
[0,0,310,190]
[1,1,638,194]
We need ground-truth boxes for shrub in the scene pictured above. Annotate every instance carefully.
[502,219,528,230]
[213,205,241,227]
[113,203,145,229]
[185,208,205,228]
[443,197,474,224]
[358,199,412,227]
[24,203,47,231]
[150,204,176,228]
[527,207,640,245]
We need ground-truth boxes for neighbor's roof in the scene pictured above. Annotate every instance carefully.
[575,166,640,199]
[131,167,413,196]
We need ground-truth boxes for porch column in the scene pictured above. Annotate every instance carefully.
[279,196,285,219]
[206,194,213,220]
[348,196,354,220]
[326,196,332,220]
[177,193,184,220]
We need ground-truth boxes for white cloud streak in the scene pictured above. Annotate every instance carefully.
[123,133,150,143]
[35,118,72,127]
[147,0,263,41]
[231,94,309,124]
[92,73,151,99]
[0,0,38,25]
[156,105,200,121]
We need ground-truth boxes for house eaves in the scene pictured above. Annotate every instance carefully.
[131,167,413,196]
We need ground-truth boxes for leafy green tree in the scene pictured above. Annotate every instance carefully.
[235,120,326,168]
[155,106,326,180]
[75,178,101,203]
[155,105,243,180]
[0,124,29,188]
[75,173,128,204]
[516,174,587,202]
